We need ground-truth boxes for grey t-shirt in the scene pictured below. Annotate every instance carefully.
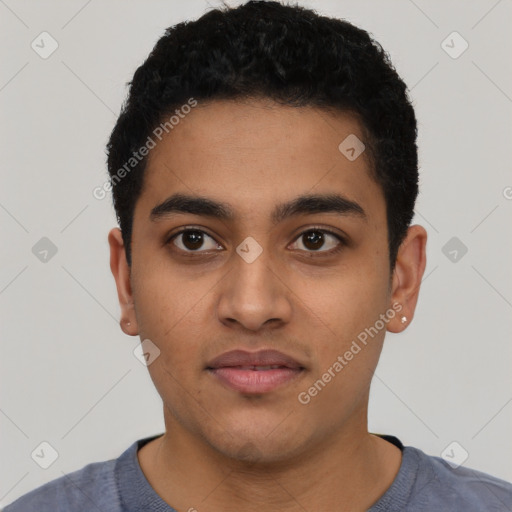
[3,433,512,511]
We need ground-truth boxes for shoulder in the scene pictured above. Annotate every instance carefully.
[2,458,120,512]
[406,445,512,511]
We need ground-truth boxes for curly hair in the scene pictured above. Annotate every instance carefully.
[106,0,418,270]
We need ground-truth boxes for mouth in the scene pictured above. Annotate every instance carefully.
[206,349,306,394]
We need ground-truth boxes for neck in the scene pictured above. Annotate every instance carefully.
[138,409,402,512]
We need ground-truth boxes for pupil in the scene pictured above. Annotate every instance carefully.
[184,231,204,250]
[304,231,324,250]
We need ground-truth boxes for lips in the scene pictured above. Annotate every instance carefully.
[206,349,305,394]
[207,349,304,370]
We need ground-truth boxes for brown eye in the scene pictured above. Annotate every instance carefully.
[170,229,221,252]
[302,231,325,250]
[290,229,344,253]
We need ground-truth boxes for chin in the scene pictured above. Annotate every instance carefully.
[217,437,301,465]
[203,414,312,465]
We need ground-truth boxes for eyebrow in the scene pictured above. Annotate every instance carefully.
[149,192,367,224]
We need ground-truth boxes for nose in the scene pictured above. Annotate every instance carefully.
[216,244,292,333]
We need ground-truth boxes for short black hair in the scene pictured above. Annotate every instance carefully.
[106,0,418,270]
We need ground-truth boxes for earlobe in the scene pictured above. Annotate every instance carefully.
[387,224,427,333]
[108,227,139,336]
[386,300,409,334]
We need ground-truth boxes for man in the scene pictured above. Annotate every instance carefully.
[5,1,512,511]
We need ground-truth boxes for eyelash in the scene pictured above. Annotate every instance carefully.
[165,226,346,257]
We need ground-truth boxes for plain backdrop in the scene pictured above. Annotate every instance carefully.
[1,0,511,506]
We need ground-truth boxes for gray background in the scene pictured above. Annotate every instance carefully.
[1,0,511,506]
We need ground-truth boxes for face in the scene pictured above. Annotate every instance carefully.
[109,98,426,463]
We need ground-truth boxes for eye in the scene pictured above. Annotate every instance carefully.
[167,227,345,256]
[168,229,222,253]
[290,228,344,254]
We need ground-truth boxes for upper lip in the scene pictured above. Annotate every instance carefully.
[206,349,304,370]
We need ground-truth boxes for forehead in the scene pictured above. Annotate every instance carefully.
[136,99,384,223]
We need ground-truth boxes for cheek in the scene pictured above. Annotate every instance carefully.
[132,305,201,395]
[298,257,390,371]
[138,305,207,411]
[132,259,214,339]
[300,262,386,330]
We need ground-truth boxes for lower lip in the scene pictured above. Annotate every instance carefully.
[208,367,303,393]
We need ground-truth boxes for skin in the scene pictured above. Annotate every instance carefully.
[109,98,427,512]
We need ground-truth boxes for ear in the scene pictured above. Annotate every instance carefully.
[387,224,427,333]
[108,227,139,336]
